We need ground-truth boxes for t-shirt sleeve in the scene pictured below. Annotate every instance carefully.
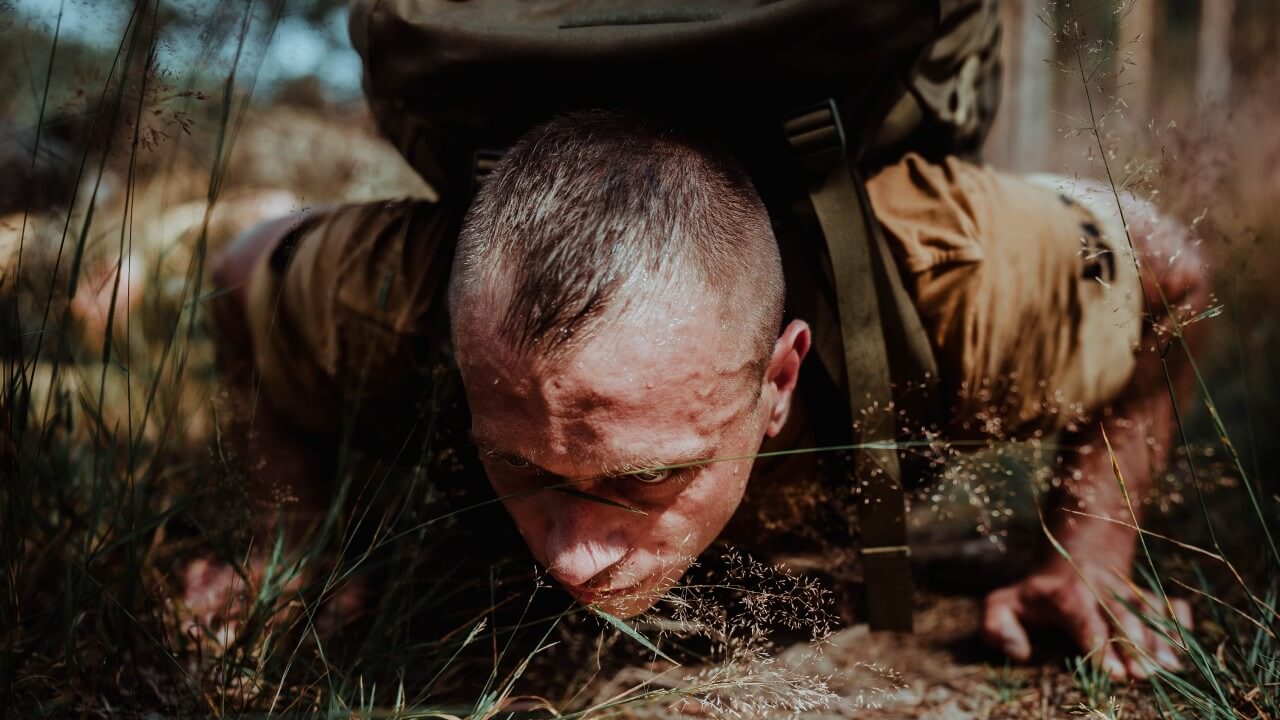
[242,198,456,438]
[867,154,1143,438]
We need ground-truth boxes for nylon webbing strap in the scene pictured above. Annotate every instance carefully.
[785,100,913,632]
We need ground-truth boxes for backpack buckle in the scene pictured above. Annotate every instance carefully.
[472,148,506,193]
[783,98,847,175]
[861,544,910,557]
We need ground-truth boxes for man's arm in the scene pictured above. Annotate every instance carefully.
[189,198,449,628]
[209,211,337,531]
[182,213,342,628]
[983,193,1207,680]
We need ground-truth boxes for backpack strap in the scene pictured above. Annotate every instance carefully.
[784,99,928,632]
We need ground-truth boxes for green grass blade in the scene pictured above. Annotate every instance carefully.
[590,606,679,666]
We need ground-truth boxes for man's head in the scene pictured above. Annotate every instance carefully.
[449,110,809,616]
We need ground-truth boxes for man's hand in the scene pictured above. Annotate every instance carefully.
[180,553,368,645]
[983,560,1193,680]
[975,175,1213,681]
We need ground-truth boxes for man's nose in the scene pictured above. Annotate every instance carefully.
[543,501,627,588]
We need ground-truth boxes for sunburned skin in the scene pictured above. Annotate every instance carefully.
[453,273,810,617]
[201,152,1206,682]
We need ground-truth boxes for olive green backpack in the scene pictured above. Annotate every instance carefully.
[349,0,1002,631]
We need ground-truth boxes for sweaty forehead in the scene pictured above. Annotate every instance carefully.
[455,279,761,460]
[545,310,753,414]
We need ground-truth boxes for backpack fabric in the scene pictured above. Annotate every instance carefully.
[348,0,1002,193]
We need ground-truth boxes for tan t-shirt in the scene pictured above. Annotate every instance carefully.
[239,154,1142,488]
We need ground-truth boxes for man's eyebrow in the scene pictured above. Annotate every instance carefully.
[471,432,718,480]
[470,433,547,469]
[599,446,719,479]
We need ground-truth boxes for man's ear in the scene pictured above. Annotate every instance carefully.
[763,319,811,437]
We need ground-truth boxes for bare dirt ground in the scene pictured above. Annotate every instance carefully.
[803,595,1157,719]
[595,594,1161,719]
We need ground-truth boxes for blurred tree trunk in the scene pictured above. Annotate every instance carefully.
[1005,0,1053,171]
[1197,0,1234,104]
[1120,0,1157,127]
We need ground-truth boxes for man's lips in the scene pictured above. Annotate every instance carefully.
[567,580,644,605]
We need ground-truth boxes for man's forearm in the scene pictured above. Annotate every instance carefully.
[1046,411,1155,579]
[210,218,335,539]
[1045,314,1178,580]
[224,377,334,531]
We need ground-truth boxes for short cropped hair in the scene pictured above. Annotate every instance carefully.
[449,110,784,369]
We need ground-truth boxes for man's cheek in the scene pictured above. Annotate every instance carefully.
[644,495,725,568]
[678,467,750,536]
[497,494,552,563]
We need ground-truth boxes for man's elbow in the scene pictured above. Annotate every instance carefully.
[1120,192,1211,313]
[211,212,303,298]
[209,213,301,373]
[209,244,238,296]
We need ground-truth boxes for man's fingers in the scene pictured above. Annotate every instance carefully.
[981,576,1195,679]
[1172,598,1194,630]
[1132,591,1191,673]
[1055,588,1130,679]
[1114,591,1191,677]
[1136,618,1185,675]
[1061,589,1112,662]
[983,590,1032,662]
[183,559,239,617]
[1118,612,1155,680]
[1152,633,1184,672]
[1102,645,1129,681]
[1151,597,1191,671]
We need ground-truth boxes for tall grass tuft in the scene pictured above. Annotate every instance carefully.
[1047,1,1279,716]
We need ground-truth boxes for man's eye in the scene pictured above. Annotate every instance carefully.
[500,456,535,471]
[629,469,671,485]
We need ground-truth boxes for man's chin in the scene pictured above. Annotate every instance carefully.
[569,582,664,618]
